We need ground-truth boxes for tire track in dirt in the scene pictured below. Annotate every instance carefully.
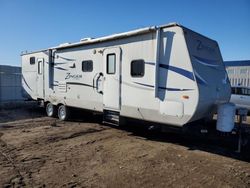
[0,127,48,187]
[1,106,250,187]
[0,132,26,187]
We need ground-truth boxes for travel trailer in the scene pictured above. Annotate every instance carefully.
[21,23,231,126]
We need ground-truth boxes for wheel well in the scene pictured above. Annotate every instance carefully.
[57,103,64,107]
[44,101,62,107]
[44,101,52,108]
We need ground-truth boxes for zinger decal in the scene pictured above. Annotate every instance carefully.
[65,73,82,80]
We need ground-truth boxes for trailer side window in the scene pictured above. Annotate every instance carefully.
[30,57,35,65]
[82,60,93,72]
[107,54,116,74]
[131,59,145,77]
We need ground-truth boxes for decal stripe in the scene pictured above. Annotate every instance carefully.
[57,56,76,61]
[53,62,68,65]
[22,75,32,91]
[158,87,194,91]
[65,81,194,92]
[159,64,195,81]
[133,82,193,91]
[122,81,154,91]
[133,82,154,88]
[145,62,155,66]
[54,67,68,71]
[66,82,96,88]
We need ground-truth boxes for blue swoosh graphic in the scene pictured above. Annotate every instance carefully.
[194,70,208,86]
[159,64,195,81]
[192,55,219,67]
[22,75,32,91]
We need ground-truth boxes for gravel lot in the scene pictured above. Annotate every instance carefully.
[0,104,250,187]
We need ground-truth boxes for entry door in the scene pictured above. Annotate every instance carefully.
[36,58,44,98]
[103,48,121,111]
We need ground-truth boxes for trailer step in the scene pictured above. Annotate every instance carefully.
[103,110,120,126]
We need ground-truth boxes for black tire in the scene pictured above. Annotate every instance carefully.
[46,102,56,117]
[58,105,70,121]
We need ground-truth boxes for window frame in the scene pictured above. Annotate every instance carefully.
[82,60,93,72]
[30,57,36,65]
[106,53,116,75]
[38,60,43,75]
[130,59,145,78]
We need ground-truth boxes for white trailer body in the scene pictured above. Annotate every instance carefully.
[21,23,231,126]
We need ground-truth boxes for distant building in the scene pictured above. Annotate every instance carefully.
[224,60,250,87]
[0,65,25,103]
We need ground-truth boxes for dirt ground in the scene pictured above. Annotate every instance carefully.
[0,104,250,188]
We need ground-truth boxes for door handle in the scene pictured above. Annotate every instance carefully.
[97,73,103,82]
[93,72,103,87]
[93,73,99,88]
[95,72,103,94]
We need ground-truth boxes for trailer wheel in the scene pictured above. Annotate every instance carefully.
[58,105,70,121]
[46,102,56,117]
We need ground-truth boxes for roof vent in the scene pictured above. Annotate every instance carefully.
[80,37,93,42]
[59,42,71,47]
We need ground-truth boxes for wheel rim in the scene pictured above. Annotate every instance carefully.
[46,103,53,116]
[59,106,66,120]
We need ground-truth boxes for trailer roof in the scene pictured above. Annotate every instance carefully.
[21,22,179,55]
[51,22,179,50]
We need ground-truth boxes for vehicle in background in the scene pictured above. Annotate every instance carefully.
[230,86,250,111]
